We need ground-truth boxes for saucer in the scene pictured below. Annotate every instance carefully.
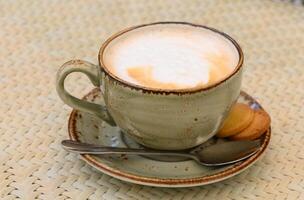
[68,88,271,187]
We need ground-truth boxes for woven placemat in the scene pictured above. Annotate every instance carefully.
[1,0,303,199]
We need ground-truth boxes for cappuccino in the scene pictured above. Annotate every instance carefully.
[103,24,239,90]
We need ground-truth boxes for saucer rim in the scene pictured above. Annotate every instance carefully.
[68,89,271,187]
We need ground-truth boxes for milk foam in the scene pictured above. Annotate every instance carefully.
[103,24,239,90]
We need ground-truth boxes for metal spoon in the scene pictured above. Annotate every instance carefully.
[61,139,261,166]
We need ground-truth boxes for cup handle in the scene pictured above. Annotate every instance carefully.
[56,60,116,126]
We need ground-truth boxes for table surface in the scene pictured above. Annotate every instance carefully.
[1,0,304,199]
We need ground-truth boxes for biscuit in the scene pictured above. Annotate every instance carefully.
[230,109,271,140]
[216,103,254,138]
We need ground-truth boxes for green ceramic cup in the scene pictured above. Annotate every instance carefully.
[56,22,244,150]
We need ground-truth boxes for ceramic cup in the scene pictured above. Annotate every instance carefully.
[56,22,244,150]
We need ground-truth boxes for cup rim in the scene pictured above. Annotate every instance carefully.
[98,21,244,94]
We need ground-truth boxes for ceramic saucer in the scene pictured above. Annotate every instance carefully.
[68,88,271,187]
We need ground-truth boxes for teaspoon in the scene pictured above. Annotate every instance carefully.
[62,139,261,166]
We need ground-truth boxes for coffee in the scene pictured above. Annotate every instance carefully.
[103,24,239,90]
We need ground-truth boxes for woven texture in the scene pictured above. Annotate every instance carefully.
[1,0,304,199]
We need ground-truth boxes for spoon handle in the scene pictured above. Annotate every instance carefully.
[62,140,196,159]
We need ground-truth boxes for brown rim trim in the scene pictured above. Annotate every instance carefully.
[68,89,271,186]
[98,21,244,95]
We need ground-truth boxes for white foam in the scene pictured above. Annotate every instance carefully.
[103,24,239,89]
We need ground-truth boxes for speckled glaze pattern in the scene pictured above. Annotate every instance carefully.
[57,22,244,150]
[68,89,271,187]
[101,69,242,150]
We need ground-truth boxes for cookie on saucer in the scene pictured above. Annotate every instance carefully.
[216,103,254,138]
[230,109,271,140]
